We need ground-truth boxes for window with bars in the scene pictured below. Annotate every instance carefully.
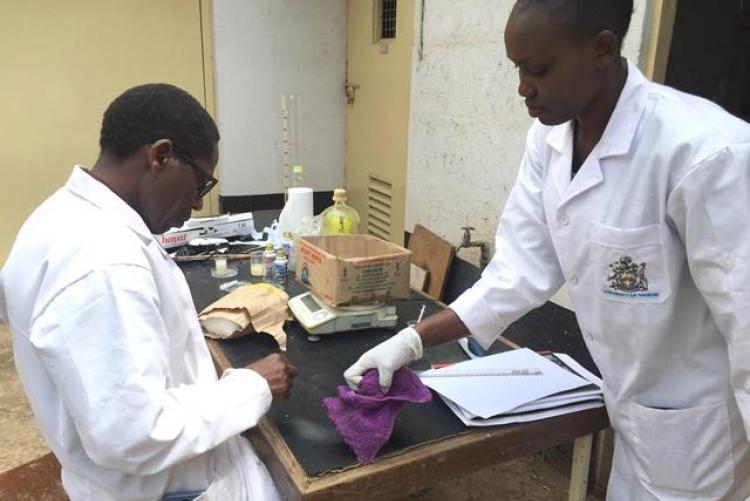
[374,0,397,42]
[381,0,397,39]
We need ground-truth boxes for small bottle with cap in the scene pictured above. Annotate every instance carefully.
[262,242,275,282]
[282,231,295,272]
[273,248,288,287]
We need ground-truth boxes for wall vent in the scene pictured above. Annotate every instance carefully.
[367,175,392,241]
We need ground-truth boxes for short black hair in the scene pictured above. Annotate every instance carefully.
[515,0,634,44]
[99,83,219,161]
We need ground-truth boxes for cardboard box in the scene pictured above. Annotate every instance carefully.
[296,235,412,306]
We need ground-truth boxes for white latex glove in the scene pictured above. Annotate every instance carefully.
[344,327,423,392]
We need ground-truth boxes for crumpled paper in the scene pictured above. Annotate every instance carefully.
[198,283,289,350]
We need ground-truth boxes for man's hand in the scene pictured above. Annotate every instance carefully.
[247,353,298,400]
[344,327,423,392]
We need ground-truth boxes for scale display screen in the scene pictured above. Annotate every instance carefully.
[301,294,322,312]
[288,291,399,335]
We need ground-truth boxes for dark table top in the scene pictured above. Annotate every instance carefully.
[180,257,598,477]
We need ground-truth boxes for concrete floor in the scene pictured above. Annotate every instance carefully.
[0,325,48,472]
[0,323,602,500]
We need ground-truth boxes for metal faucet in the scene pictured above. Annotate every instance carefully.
[456,226,490,270]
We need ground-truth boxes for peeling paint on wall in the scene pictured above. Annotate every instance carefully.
[405,0,648,307]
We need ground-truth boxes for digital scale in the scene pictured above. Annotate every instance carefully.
[288,291,398,335]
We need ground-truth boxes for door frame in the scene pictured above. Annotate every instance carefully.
[199,0,220,216]
[642,0,679,83]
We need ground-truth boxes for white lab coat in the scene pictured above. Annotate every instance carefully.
[451,61,750,500]
[1,167,281,501]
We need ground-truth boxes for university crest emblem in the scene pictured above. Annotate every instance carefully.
[607,256,648,292]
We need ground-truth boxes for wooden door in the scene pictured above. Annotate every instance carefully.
[345,0,415,245]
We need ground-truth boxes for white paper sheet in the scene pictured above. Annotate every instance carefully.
[456,393,604,420]
[441,395,605,427]
[419,348,592,419]
[553,352,602,387]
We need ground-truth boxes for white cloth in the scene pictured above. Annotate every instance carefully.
[2,167,280,501]
[451,61,750,500]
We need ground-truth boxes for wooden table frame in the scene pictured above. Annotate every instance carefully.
[207,337,608,501]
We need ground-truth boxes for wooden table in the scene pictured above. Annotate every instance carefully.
[182,260,609,501]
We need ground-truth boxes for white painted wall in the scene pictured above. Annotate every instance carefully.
[212,0,347,196]
[405,0,649,307]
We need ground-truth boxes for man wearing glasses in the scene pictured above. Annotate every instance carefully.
[1,84,295,500]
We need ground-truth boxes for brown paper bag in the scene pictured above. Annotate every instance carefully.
[198,283,289,350]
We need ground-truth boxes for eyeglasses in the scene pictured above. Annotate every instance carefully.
[173,147,218,198]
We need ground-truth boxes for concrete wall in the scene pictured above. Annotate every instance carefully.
[212,0,347,196]
[404,0,649,306]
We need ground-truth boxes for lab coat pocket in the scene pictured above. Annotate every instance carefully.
[587,223,672,304]
[629,401,734,497]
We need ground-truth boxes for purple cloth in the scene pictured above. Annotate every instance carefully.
[323,368,432,463]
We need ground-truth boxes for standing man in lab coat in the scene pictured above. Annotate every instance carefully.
[1,84,297,500]
[345,0,750,499]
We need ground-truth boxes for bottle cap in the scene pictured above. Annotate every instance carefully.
[276,249,287,258]
[332,188,347,201]
[265,242,273,250]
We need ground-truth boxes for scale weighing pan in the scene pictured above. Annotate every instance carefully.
[288,291,398,336]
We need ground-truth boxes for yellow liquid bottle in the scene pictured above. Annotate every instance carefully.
[321,188,360,235]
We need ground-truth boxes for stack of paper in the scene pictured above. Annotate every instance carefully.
[419,348,604,427]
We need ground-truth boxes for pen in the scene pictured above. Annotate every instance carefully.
[416,304,426,324]
[419,368,543,377]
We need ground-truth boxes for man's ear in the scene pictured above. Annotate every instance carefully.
[592,30,620,69]
[146,139,174,173]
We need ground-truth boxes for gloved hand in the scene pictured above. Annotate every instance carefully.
[344,327,423,392]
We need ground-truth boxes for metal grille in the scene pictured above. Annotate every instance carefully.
[381,0,397,39]
[367,175,392,240]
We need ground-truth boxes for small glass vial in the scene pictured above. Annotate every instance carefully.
[281,231,295,272]
[273,248,288,287]
[249,250,265,277]
[262,242,276,282]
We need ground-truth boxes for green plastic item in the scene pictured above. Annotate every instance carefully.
[321,188,360,235]
[291,164,305,187]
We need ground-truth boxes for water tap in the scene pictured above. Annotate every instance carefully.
[456,226,490,270]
